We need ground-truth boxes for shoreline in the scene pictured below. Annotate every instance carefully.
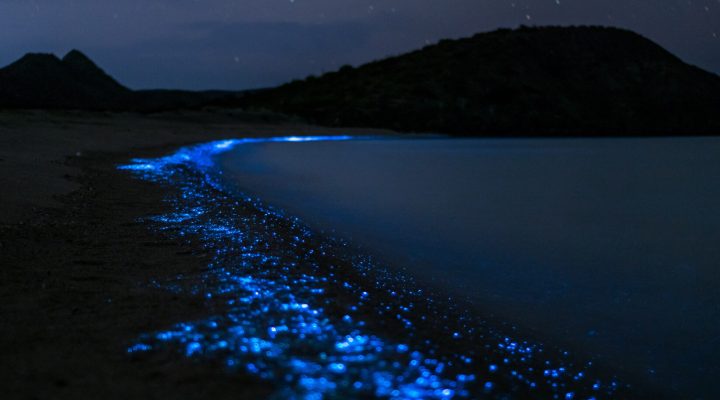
[113,138,655,399]
[0,112,665,398]
[0,143,278,399]
[0,111,391,399]
[211,134,720,399]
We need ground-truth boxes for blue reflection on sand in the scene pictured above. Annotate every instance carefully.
[119,136,622,399]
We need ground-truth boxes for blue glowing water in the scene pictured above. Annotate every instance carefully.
[217,137,720,399]
[119,136,628,399]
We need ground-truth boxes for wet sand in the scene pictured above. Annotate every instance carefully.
[0,110,389,399]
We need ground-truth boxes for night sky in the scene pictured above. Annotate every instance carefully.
[1,0,718,90]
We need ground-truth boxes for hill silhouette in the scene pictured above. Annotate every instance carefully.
[0,50,130,110]
[0,50,240,111]
[233,26,720,135]
[2,27,720,135]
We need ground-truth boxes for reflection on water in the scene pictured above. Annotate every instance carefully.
[119,137,625,399]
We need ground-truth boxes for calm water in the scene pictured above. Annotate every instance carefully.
[220,137,720,399]
[122,137,627,400]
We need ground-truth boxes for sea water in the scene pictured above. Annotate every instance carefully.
[125,136,628,399]
[219,137,720,399]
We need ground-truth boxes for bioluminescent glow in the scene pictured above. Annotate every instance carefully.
[119,135,625,399]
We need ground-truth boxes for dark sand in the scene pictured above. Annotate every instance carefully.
[0,110,390,399]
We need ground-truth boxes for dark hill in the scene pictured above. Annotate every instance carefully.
[0,50,130,110]
[62,50,129,96]
[0,50,241,111]
[2,27,719,135]
[234,26,720,135]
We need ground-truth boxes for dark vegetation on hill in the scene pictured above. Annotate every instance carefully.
[2,26,720,135]
[232,26,720,135]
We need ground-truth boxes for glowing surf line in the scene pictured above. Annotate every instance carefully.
[118,135,622,400]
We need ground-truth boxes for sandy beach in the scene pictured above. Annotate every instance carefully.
[0,110,673,399]
[0,110,391,399]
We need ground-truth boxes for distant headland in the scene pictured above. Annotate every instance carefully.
[2,26,719,136]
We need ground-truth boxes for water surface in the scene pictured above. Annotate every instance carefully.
[121,137,625,400]
[220,137,720,399]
